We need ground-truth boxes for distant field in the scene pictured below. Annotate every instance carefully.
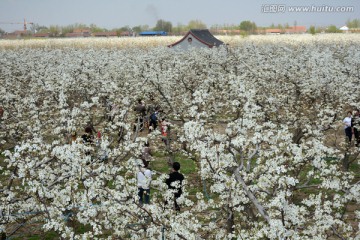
[0,34,360,49]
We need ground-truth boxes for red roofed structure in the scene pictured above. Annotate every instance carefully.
[265,28,282,34]
[285,26,307,34]
[93,31,117,37]
[33,33,50,38]
[259,26,307,35]
[65,32,91,38]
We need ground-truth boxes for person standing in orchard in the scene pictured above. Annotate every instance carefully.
[0,106,3,128]
[82,126,94,144]
[343,111,353,143]
[141,141,152,162]
[160,118,169,137]
[352,109,360,147]
[133,99,146,132]
[166,162,184,211]
[137,160,152,205]
[160,117,171,146]
[149,110,159,133]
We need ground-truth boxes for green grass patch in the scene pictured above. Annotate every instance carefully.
[309,178,322,185]
[151,151,167,158]
[349,162,360,179]
[75,223,92,234]
[151,159,170,173]
[11,231,59,240]
[106,179,115,189]
[174,153,197,175]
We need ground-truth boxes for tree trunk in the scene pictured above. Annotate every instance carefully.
[226,206,235,234]
[342,153,350,171]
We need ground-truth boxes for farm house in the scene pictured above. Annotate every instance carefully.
[168,29,224,50]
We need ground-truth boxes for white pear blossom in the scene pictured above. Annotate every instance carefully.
[0,35,360,239]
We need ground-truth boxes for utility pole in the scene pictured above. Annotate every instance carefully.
[23,18,34,31]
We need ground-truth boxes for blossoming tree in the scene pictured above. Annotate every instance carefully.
[0,35,359,239]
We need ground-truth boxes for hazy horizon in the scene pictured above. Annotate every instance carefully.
[0,0,359,32]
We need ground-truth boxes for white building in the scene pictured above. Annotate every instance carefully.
[340,26,349,33]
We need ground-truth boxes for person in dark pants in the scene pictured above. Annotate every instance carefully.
[137,160,152,205]
[166,162,184,211]
[343,111,352,143]
[352,109,360,147]
[133,99,146,132]
[149,110,159,133]
[0,106,3,119]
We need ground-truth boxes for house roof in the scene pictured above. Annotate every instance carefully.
[10,30,28,35]
[65,32,91,37]
[33,33,49,37]
[189,29,224,46]
[265,28,282,33]
[93,31,117,37]
[120,31,132,36]
[285,26,307,33]
[169,29,224,48]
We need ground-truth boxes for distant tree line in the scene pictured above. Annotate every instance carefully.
[346,18,360,28]
[1,18,359,37]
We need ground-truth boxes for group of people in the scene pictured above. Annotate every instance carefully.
[133,99,181,210]
[343,109,360,146]
[136,141,184,211]
[137,159,184,211]
[133,99,170,136]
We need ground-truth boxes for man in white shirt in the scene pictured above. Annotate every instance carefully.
[137,160,152,204]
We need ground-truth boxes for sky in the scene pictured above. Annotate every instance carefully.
[0,0,359,32]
